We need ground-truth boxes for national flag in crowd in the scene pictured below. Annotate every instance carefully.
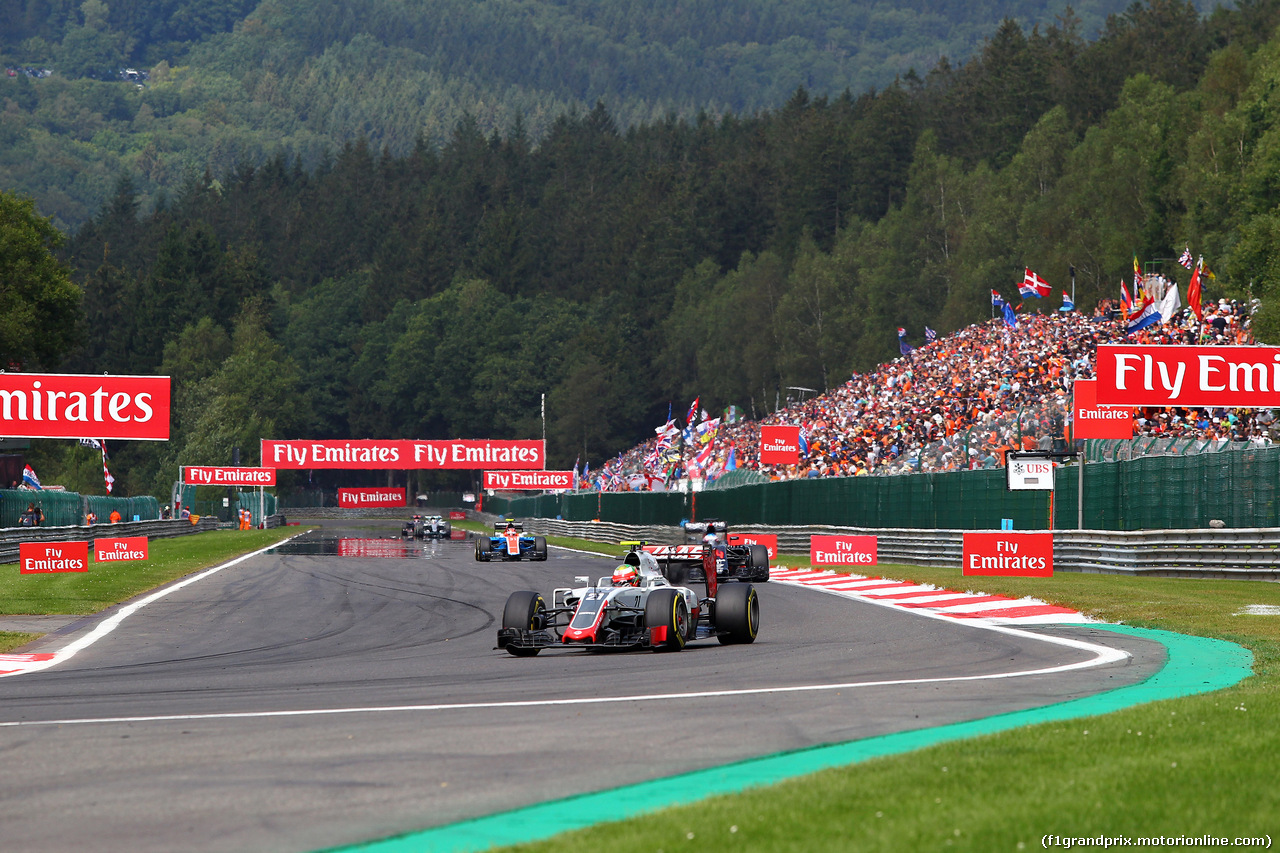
[1158,281,1182,323]
[1133,255,1144,297]
[22,464,41,490]
[1179,247,1194,270]
[655,419,678,440]
[726,445,737,471]
[694,441,715,470]
[1120,282,1132,315]
[1059,291,1075,312]
[685,397,700,427]
[1020,268,1051,298]
[798,426,810,457]
[1002,302,1018,327]
[898,328,913,355]
[1126,296,1161,335]
[925,326,937,343]
[991,290,1004,307]
[695,417,721,445]
[1187,258,1204,322]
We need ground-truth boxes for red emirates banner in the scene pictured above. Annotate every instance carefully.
[727,532,778,559]
[0,373,170,440]
[183,466,277,486]
[337,488,406,508]
[449,511,467,520]
[963,532,1053,577]
[809,534,877,567]
[262,439,546,470]
[483,470,573,490]
[1096,345,1280,407]
[94,536,148,562]
[759,425,801,464]
[19,541,89,573]
[1071,379,1133,440]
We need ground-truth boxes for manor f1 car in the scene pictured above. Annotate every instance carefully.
[496,542,759,655]
[402,514,452,539]
[475,521,548,561]
[642,519,770,584]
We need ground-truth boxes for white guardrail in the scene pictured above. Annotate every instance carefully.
[502,517,1280,580]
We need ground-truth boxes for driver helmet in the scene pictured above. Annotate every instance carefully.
[611,565,640,587]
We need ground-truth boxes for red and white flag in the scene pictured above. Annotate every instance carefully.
[1020,268,1052,298]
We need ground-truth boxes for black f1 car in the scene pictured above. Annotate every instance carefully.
[496,542,759,655]
[642,519,770,584]
[475,521,549,561]
[402,514,452,539]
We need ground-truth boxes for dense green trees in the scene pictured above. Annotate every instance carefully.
[1,0,1142,231]
[0,190,81,368]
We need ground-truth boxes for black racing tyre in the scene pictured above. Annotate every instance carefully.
[501,590,546,657]
[475,537,492,561]
[442,522,452,538]
[644,589,688,652]
[533,535,548,561]
[748,544,770,582]
[663,559,687,586]
[715,583,760,645]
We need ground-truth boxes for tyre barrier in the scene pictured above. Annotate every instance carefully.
[491,516,1280,580]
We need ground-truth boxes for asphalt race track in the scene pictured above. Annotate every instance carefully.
[0,522,1165,853]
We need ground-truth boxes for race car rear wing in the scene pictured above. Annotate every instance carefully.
[493,522,525,531]
[682,520,727,535]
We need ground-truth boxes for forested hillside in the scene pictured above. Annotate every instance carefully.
[0,0,1137,230]
[23,0,1280,501]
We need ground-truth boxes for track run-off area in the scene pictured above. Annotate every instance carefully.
[0,521,1249,853]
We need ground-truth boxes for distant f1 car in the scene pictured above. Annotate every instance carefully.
[496,542,759,655]
[475,521,548,561]
[402,514,452,539]
[642,519,770,584]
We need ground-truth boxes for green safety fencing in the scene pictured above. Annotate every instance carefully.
[236,490,279,527]
[83,494,160,524]
[0,489,159,527]
[485,444,1280,531]
[0,489,86,527]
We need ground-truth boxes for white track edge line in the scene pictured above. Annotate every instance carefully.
[0,534,306,679]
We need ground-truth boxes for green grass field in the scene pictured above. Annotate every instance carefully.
[0,527,302,653]
[478,531,1280,852]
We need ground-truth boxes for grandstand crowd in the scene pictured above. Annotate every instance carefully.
[590,295,1268,489]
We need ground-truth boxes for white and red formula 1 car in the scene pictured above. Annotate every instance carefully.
[641,520,770,585]
[495,542,759,656]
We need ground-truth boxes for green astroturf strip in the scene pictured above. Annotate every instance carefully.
[331,624,1252,853]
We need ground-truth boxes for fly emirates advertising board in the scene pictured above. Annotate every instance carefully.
[262,439,546,470]
[0,373,170,440]
[1096,345,1280,407]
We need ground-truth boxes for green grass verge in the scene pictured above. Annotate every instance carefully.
[0,631,39,651]
[480,535,1280,852]
[0,527,304,653]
